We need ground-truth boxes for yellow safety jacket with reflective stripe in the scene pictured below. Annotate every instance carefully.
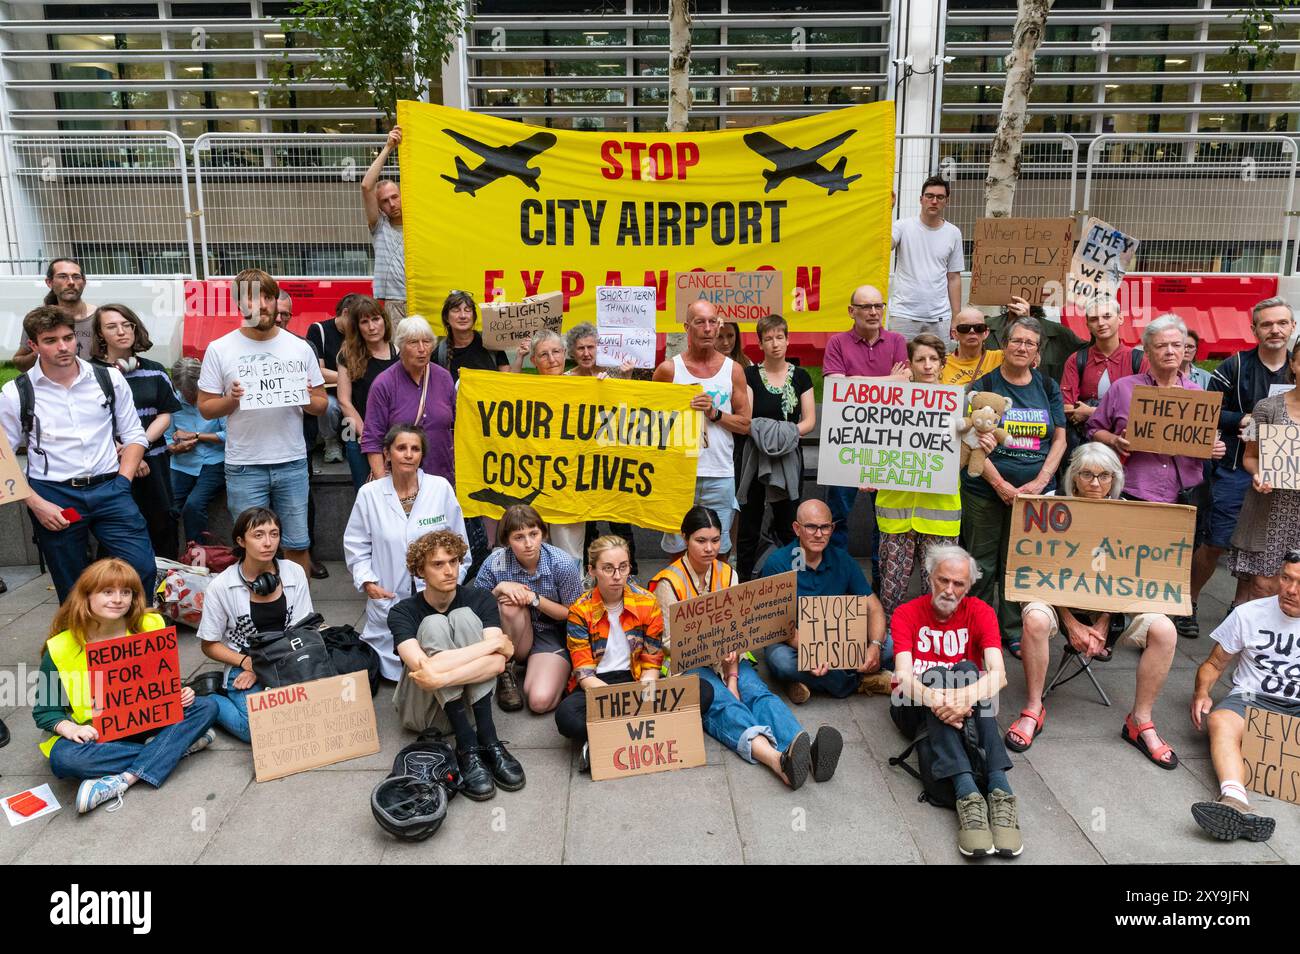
[38,612,167,758]
[874,488,962,538]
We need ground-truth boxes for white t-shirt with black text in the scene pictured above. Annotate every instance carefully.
[890,216,964,323]
[1211,597,1300,705]
[198,327,324,466]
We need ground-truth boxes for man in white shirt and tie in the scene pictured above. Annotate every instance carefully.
[0,306,154,601]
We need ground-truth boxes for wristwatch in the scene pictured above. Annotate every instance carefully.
[869,639,885,650]
[531,591,541,608]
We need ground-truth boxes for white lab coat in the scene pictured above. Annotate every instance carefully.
[343,471,471,680]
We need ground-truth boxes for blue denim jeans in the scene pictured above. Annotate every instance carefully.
[210,667,264,743]
[693,661,804,762]
[30,474,156,603]
[224,459,311,550]
[47,696,219,787]
[171,463,226,543]
[342,439,369,490]
[764,641,862,698]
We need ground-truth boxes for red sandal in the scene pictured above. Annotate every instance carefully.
[1004,706,1045,753]
[1121,713,1179,770]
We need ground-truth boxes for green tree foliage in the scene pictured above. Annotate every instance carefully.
[273,0,469,119]
[1226,0,1300,97]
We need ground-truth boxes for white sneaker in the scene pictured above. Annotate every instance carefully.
[323,439,344,463]
[76,774,129,814]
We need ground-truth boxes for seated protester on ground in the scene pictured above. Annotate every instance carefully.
[388,530,524,800]
[344,424,470,683]
[961,314,1068,658]
[472,504,584,715]
[195,507,314,742]
[1088,313,1226,637]
[335,295,398,489]
[651,506,841,790]
[33,558,218,814]
[1193,298,1297,625]
[758,499,889,704]
[1188,550,1300,843]
[941,306,1004,387]
[890,545,1020,858]
[737,314,816,583]
[1231,338,1300,602]
[166,357,226,546]
[91,304,181,561]
[875,333,961,617]
[556,535,691,771]
[1005,442,1180,767]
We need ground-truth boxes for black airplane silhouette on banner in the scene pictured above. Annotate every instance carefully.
[440,129,558,196]
[743,129,861,195]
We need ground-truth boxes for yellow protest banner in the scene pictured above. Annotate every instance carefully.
[397,101,894,332]
[454,369,701,533]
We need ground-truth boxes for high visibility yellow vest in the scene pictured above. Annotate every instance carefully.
[875,488,962,538]
[649,558,737,672]
[39,612,167,758]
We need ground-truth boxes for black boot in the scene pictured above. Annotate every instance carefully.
[457,748,496,801]
[482,741,526,791]
[0,716,9,749]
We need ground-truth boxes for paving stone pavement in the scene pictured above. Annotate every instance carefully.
[1,557,1295,865]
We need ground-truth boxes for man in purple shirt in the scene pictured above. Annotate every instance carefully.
[823,284,910,551]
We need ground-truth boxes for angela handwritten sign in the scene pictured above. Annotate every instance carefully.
[668,571,797,673]
[585,674,706,781]
[1005,496,1195,614]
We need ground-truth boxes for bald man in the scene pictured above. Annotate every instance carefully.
[941,306,1003,387]
[654,299,751,559]
[822,284,909,553]
[757,499,890,703]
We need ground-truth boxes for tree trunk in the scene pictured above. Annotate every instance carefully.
[667,0,692,133]
[984,0,1053,217]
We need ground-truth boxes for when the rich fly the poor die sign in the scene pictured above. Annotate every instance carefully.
[817,378,962,494]
[1004,496,1195,614]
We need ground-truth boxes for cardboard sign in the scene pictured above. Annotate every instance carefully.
[668,571,798,673]
[817,378,962,493]
[1242,706,1300,805]
[1258,422,1300,491]
[237,353,312,410]
[1066,216,1140,309]
[86,627,183,743]
[0,425,31,506]
[797,595,870,671]
[1125,386,1223,458]
[673,270,785,323]
[1004,496,1195,614]
[247,670,381,782]
[585,674,706,781]
[596,285,656,369]
[969,217,1075,305]
[480,291,564,351]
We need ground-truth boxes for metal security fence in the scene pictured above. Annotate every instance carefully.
[1082,134,1299,275]
[0,130,195,278]
[192,134,399,280]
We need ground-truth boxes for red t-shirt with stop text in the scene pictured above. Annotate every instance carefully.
[890,594,1002,679]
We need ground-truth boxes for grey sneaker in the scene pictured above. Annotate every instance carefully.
[185,728,217,757]
[987,788,1023,857]
[1175,603,1200,639]
[76,774,129,814]
[955,790,994,857]
[1192,793,1275,842]
[323,438,344,463]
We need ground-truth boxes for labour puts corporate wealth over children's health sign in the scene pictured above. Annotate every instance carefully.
[397,100,894,332]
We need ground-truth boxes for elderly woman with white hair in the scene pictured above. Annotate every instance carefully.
[361,315,456,483]
[565,322,636,379]
[166,356,227,544]
[1005,442,1182,769]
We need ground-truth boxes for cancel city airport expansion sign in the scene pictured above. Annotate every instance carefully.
[1005,496,1196,615]
[398,101,894,332]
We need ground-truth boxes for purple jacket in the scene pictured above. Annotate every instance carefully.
[360,360,455,482]
[823,328,908,378]
[1086,371,1205,503]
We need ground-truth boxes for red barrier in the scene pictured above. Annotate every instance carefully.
[182,279,374,358]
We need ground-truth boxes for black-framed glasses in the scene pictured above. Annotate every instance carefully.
[955,323,988,334]
[851,302,886,311]
[796,521,836,535]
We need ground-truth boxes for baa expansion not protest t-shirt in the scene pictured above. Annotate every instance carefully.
[889,594,1002,679]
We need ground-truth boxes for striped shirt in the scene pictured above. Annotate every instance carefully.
[566,582,664,689]
[371,215,405,300]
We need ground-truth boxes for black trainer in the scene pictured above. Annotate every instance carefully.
[457,748,497,801]
[780,730,812,790]
[483,741,526,791]
[811,725,843,782]
[0,715,9,749]
[1175,603,1200,639]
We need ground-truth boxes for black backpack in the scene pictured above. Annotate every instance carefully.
[319,622,382,696]
[244,613,338,688]
[16,363,118,472]
[889,720,989,810]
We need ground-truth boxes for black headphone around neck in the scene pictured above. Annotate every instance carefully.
[240,563,281,597]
